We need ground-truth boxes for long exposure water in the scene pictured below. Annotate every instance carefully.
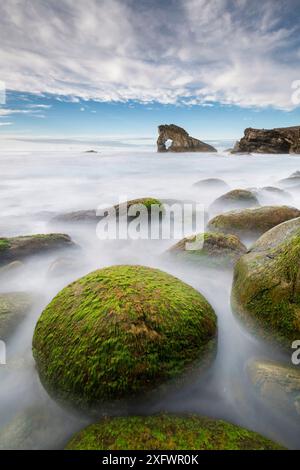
[0,138,300,449]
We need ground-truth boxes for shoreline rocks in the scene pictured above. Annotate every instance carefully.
[232,126,300,154]
[157,124,217,153]
[209,189,259,214]
[0,292,34,340]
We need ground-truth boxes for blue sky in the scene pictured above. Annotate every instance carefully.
[1,0,300,140]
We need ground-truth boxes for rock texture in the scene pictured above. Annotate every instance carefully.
[232,126,300,154]
[157,124,217,153]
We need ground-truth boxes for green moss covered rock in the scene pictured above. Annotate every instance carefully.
[208,206,300,241]
[168,232,246,268]
[209,189,259,215]
[231,217,300,347]
[0,292,34,340]
[32,265,217,409]
[66,414,283,450]
[0,234,74,265]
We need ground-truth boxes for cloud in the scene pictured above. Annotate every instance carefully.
[0,122,12,126]
[0,0,299,109]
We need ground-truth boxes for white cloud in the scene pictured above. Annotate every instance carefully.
[0,0,299,110]
[0,122,12,126]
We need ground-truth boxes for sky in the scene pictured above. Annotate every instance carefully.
[1,0,300,141]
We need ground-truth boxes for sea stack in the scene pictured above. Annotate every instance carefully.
[232,126,300,154]
[157,124,217,153]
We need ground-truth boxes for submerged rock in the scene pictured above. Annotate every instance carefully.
[231,217,300,347]
[157,124,217,153]
[208,206,300,241]
[232,126,300,154]
[209,189,259,215]
[247,360,300,418]
[0,292,34,340]
[32,265,217,410]
[0,261,25,277]
[66,414,283,450]
[168,232,246,268]
[193,178,230,191]
[0,234,75,265]
[47,257,83,278]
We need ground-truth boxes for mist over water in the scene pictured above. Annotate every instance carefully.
[1,140,300,449]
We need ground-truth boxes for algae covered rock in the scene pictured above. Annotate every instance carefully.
[168,232,246,268]
[0,292,34,340]
[208,206,300,241]
[247,360,300,419]
[32,265,217,409]
[209,189,259,215]
[0,234,74,265]
[66,414,283,450]
[231,217,300,347]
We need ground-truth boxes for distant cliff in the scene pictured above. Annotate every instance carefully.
[232,126,300,154]
[157,124,217,153]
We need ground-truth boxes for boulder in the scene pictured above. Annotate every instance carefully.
[209,189,259,214]
[208,206,300,241]
[231,217,300,347]
[193,178,230,191]
[232,126,300,154]
[66,414,283,450]
[32,265,217,409]
[157,124,217,153]
[168,232,246,268]
[0,292,34,340]
[0,234,75,266]
[247,359,300,418]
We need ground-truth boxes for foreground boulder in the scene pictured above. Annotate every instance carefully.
[208,206,300,241]
[168,232,246,268]
[0,234,74,265]
[231,217,300,347]
[232,126,300,154]
[0,292,34,340]
[247,360,300,418]
[209,189,259,215]
[157,124,217,153]
[66,414,283,450]
[32,265,217,409]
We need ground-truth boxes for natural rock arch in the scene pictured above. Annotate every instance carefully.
[157,124,217,153]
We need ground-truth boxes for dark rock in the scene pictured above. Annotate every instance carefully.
[209,189,259,215]
[0,234,75,266]
[0,292,34,340]
[232,126,300,154]
[157,124,217,153]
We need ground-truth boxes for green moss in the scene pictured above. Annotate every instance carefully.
[232,228,300,348]
[0,238,10,252]
[32,265,217,409]
[66,414,284,450]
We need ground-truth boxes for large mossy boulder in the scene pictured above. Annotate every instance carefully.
[209,189,259,215]
[0,234,74,265]
[247,360,300,418]
[32,265,217,409]
[168,232,246,268]
[66,414,283,450]
[208,206,300,241]
[231,217,300,347]
[0,292,34,340]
